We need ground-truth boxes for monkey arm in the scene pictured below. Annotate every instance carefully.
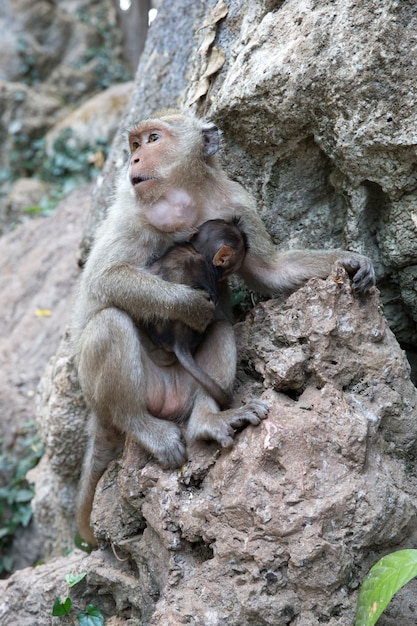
[239,248,375,295]
[88,265,215,332]
[229,198,375,295]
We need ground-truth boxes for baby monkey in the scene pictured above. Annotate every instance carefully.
[145,218,248,408]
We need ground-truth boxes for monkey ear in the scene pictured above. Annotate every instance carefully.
[213,245,233,267]
[202,123,220,158]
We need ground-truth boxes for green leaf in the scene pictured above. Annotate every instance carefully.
[77,605,105,626]
[0,528,10,540]
[52,596,72,617]
[14,488,34,503]
[355,549,417,626]
[23,205,43,214]
[0,555,14,573]
[65,572,87,587]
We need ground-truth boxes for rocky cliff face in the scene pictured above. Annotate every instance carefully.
[0,0,130,233]
[4,269,417,625]
[2,0,417,624]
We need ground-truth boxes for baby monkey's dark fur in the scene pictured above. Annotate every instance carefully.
[146,218,248,408]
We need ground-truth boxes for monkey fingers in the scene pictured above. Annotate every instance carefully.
[340,255,376,293]
[351,259,376,293]
[180,289,215,332]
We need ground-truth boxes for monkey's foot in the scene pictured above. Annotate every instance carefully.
[141,420,187,469]
[188,399,269,449]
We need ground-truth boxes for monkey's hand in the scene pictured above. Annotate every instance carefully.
[174,285,215,332]
[340,254,375,293]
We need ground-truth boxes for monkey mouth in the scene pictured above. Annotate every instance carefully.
[131,175,156,187]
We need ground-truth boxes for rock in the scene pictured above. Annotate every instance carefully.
[206,0,417,346]
[0,183,91,450]
[0,79,69,174]
[0,0,130,225]
[28,332,90,558]
[45,81,134,157]
[1,177,51,233]
[0,0,123,96]
[0,550,93,626]
[24,267,417,625]
[236,263,417,453]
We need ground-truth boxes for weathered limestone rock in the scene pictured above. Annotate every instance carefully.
[44,82,134,157]
[0,0,129,219]
[0,0,122,95]
[0,79,69,177]
[28,332,89,559]
[6,268,417,625]
[0,177,51,233]
[0,184,90,449]
[205,0,417,347]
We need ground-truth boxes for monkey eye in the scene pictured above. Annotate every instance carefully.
[131,140,140,150]
[147,133,159,143]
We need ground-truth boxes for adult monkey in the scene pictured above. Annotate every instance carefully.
[72,110,375,545]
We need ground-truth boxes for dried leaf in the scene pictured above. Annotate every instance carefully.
[204,47,226,78]
[88,151,105,169]
[35,308,52,317]
[199,28,216,56]
[198,0,228,30]
[188,76,211,105]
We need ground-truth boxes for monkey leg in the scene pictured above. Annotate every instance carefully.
[186,320,269,447]
[77,308,187,465]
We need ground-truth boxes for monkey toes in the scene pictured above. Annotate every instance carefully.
[149,424,187,468]
[228,399,269,429]
[195,399,269,450]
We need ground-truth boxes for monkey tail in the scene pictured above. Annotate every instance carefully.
[174,349,231,409]
[76,419,123,548]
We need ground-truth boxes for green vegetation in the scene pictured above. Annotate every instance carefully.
[53,572,104,625]
[5,126,109,220]
[355,549,417,625]
[0,422,44,575]
[16,7,130,92]
[9,127,108,184]
[3,4,130,221]
[76,6,131,91]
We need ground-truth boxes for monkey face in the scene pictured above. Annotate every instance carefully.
[128,124,170,197]
[127,115,220,205]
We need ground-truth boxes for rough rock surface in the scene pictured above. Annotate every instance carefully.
[4,268,417,625]
[44,81,134,156]
[204,0,417,348]
[0,184,90,449]
[0,0,129,220]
